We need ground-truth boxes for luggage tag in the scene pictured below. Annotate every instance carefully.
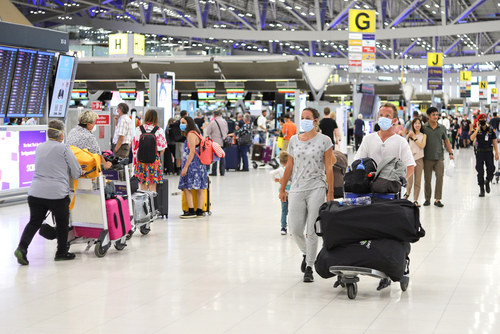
[485,134,489,141]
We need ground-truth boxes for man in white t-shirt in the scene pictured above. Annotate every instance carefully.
[438,112,450,130]
[256,109,267,144]
[354,102,415,179]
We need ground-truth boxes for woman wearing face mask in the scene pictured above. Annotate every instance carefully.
[66,110,113,169]
[405,118,427,206]
[178,116,208,219]
[131,109,167,192]
[279,108,335,283]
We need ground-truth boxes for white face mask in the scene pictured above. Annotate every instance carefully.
[91,125,97,133]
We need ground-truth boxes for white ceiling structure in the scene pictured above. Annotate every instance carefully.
[10,0,500,70]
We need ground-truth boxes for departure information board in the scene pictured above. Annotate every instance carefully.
[7,48,37,117]
[0,46,17,116]
[26,51,55,117]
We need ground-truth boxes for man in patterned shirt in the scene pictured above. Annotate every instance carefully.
[67,110,112,169]
[113,103,133,159]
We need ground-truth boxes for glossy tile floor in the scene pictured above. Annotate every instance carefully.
[2,146,500,334]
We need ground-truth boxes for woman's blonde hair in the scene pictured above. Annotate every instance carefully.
[78,110,98,127]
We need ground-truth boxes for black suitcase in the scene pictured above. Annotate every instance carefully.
[224,146,240,171]
[155,178,169,218]
[252,144,263,161]
[163,146,175,175]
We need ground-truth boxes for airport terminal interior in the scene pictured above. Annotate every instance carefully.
[2,0,500,333]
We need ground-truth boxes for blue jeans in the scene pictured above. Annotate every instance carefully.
[258,132,266,144]
[239,144,250,170]
[281,196,288,229]
[210,157,226,176]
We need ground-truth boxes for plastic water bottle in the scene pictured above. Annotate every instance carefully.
[338,196,372,206]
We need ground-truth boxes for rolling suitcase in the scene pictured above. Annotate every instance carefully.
[261,146,273,163]
[154,178,169,218]
[131,191,156,224]
[182,176,211,215]
[163,146,175,175]
[252,144,263,161]
[106,196,132,241]
[224,146,240,171]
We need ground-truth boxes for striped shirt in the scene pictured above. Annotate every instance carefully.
[113,115,133,145]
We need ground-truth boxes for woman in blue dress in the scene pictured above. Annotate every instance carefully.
[178,116,208,219]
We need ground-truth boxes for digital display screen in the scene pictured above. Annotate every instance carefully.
[49,55,75,118]
[119,89,137,100]
[0,46,17,117]
[26,51,55,117]
[71,89,88,100]
[0,129,46,190]
[226,89,244,100]
[285,93,295,100]
[7,48,37,117]
[158,75,173,121]
[359,94,375,117]
[197,89,215,100]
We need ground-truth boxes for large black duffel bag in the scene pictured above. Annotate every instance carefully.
[317,199,425,251]
[314,239,411,281]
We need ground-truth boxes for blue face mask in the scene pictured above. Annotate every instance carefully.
[378,117,393,131]
[180,123,187,131]
[301,119,315,132]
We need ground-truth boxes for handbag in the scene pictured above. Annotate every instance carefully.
[277,137,284,149]
[215,119,232,148]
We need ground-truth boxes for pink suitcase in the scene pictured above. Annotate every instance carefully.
[261,146,273,163]
[106,196,132,241]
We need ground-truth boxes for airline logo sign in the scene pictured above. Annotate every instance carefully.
[427,53,443,91]
[109,34,128,55]
[460,71,471,98]
[348,10,376,73]
[479,81,488,101]
[491,88,498,104]
[349,9,376,33]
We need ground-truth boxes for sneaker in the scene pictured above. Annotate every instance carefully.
[303,266,314,283]
[54,252,76,261]
[280,228,287,235]
[423,200,431,206]
[14,247,29,265]
[301,254,306,273]
[180,211,197,219]
[196,209,204,218]
[434,201,444,207]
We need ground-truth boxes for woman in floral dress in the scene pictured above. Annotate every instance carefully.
[178,116,208,219]
[131,109,167,192]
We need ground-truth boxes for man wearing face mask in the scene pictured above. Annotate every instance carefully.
[354,103,415,180]
[470,114,499,197]
[67,110,113,169]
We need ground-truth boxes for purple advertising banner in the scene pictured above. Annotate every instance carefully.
[427,67,443,78]
[427,78,443,91]
[18,130,46,187]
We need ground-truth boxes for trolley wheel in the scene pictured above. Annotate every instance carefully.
[139,225,151,235]
[270,159,279,170]
[207,211,212,216]
[252,162,258,169]
[400,281,409,292]
[94,241,107,258]
[126,231,133,240]
[114,240,127,251]
[346,283,358,299]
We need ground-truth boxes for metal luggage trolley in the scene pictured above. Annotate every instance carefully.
[68,166,132,257]
[327,192,409,300]
[250,132,279,170]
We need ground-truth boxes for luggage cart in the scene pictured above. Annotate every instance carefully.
[250,133,279,170]
[330,266,410,300]
[68,167,131,257]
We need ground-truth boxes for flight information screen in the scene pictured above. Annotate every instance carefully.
[0,46,17,116]
[26,51,55,117]
[7,48,37,117]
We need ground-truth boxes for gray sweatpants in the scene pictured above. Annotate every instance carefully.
[288,187,326,268]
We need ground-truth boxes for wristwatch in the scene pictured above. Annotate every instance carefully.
[449,152,454,156]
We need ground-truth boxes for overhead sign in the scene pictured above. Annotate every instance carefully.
[133,34,145,56]
[349,9,376,74]
[91,101,103,110]
[479,81,488,101]
[349,9,376,33]
[108,33,128,55]
[491,88,498,104]
[427,53,443,67]
[460,71,471,98]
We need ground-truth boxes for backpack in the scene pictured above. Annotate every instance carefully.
[343,158,377,194]
[370,156,407,194]
[169,121,185,142]
[137,125,158,164]
[187,131,225,165]
[332,150,348,198]
[253,116,259,127]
